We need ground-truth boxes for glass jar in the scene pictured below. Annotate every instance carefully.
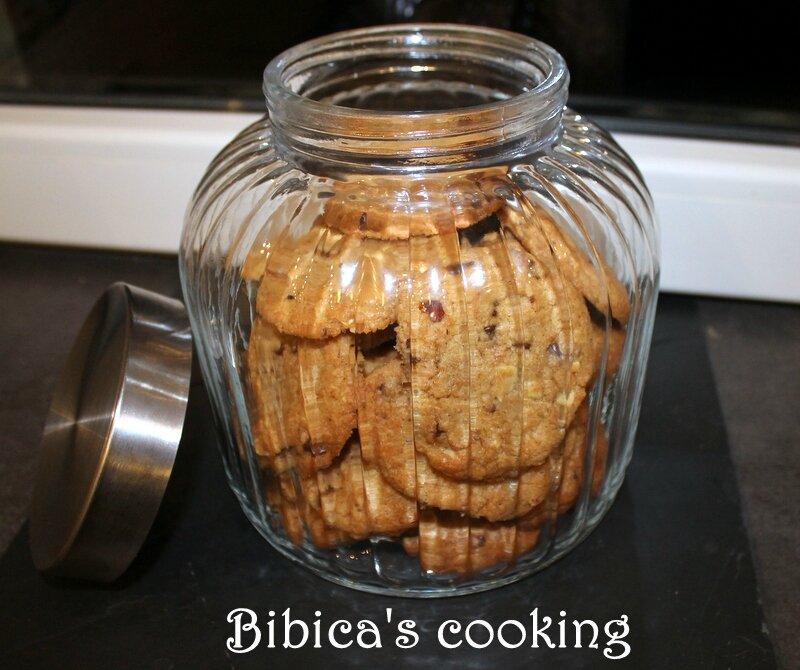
[179,24,659,596]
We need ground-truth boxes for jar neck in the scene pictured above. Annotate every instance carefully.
[263,24,569,175]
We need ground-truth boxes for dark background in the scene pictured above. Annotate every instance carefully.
[1,0,798,143]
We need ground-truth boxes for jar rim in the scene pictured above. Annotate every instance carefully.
[262,23,570,172]
[263,23,567,119]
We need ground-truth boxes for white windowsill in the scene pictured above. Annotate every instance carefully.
[1,104,798,302]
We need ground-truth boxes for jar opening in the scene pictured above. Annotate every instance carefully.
[263,24,569,173]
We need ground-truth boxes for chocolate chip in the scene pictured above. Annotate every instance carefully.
[377,383,385,393]
[359,212,368,231]
[488,403,497,413]
[483,324,497,339]
[548,341,564,359]
[446,260,476,275]
[585,298,623,330]
[285,294,295,300]
[434,421,445,439]
[458,213,501,246]
[419,299,445,322]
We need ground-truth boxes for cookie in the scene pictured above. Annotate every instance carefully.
[395,220,594,480]
[239,187,328,283]
[354,341,420,533]
[554,402,610,511]
[589,321,626,386]
[503,230,596,466]
[246,318,356,466]
[497,202,631,325]
[296,333,358,457]
[314,438,417,537]
[414,508,542,575]
[254,223,409,338]
[247,318,289,459]
[412,451,550,522]
[359,351,550,521]
[320,170,505,240]
[264,468,355,549]
[556,404,589,510]
[356,343,420,508]
[247,171,509,338]
[268,437,417,538]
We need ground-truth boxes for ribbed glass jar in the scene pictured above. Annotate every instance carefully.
[179,24,659,596]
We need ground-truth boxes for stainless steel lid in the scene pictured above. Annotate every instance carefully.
[29,282,193,582]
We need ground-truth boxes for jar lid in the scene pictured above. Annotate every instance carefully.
[29,283,193,583]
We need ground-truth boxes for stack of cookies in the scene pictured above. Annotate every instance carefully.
[243,169,630,575]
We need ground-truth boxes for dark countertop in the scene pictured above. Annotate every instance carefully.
[1,243,797,668]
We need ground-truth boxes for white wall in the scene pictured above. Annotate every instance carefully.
[1,104,798,302]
